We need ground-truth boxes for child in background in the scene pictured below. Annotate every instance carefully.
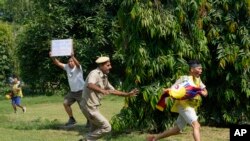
[11,75,26,113]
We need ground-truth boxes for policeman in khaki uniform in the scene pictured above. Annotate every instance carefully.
[80,56,139,141]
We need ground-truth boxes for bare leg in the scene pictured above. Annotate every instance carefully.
[12,104,17,113]
[63,102,73,117]
[16,104,26,112]
[192,121,201,141]
[147,125,181,141]
[16,104,24,109]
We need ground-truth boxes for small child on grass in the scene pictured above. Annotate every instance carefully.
[10,75,26,113]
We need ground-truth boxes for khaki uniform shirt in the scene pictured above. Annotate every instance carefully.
[82,68,115,107]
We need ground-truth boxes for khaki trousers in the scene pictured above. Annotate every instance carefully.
[80,102,111,141]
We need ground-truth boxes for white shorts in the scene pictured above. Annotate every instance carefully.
[175,107,198,130]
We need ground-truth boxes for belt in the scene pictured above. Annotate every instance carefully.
[71,90,83,93]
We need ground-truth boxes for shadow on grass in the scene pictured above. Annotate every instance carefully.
[4,117,89,135]
[1,115,146,140]
[104,130,145,141]
[57,124,89,134]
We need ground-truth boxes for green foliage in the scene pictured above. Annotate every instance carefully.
[0,0,249,133]
[111,83,176,133]
[15,0,119,94]
[112,0,210,132]
[0,0,33,23]
[0,22,14,81]
[111,0,249,132]
[202,0,250,125]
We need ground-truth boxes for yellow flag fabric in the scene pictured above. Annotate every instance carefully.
[170,76,204,113]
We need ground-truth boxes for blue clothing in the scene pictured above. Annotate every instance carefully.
[11,96,21,105]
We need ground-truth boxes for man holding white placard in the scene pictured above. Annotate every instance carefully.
[51,39,73,57]
[49,41,88,127]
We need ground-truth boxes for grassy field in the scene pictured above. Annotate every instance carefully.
[0,95,229,141]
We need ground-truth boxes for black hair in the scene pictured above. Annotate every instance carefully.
[12,74,19,80]
[188,60,201,68]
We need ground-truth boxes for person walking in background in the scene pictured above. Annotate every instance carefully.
[80,56,139,141]
[49,51,88,127]
[147,60,208,141]
[11,75,26,113]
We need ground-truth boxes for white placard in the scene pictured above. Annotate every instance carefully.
[51,39,73,56]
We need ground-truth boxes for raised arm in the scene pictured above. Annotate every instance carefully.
[49,52,64,69]
[71,52,80,68]
[71,55,80,68]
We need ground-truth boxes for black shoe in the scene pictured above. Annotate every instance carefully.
[65,118,76,126]
[85,120,90,128]
[78,138,87,141]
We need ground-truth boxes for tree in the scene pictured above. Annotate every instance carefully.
[0,21,15,95]
[111,0,249,132]
[0,0,33,23]
[111,0,210,132]
[16,0,120,94]
[201,0,250,125]
[0,21,14,81]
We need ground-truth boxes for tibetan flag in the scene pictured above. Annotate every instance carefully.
[156,83,202,111]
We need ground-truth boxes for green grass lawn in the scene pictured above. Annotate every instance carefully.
[0,95,229,141]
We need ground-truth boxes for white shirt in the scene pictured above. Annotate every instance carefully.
[171,75,206,89]
[64,64,85,92]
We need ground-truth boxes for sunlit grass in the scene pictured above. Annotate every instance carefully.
[0,95,229,141]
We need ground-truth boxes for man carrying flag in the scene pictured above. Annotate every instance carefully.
[147,60,208,141]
